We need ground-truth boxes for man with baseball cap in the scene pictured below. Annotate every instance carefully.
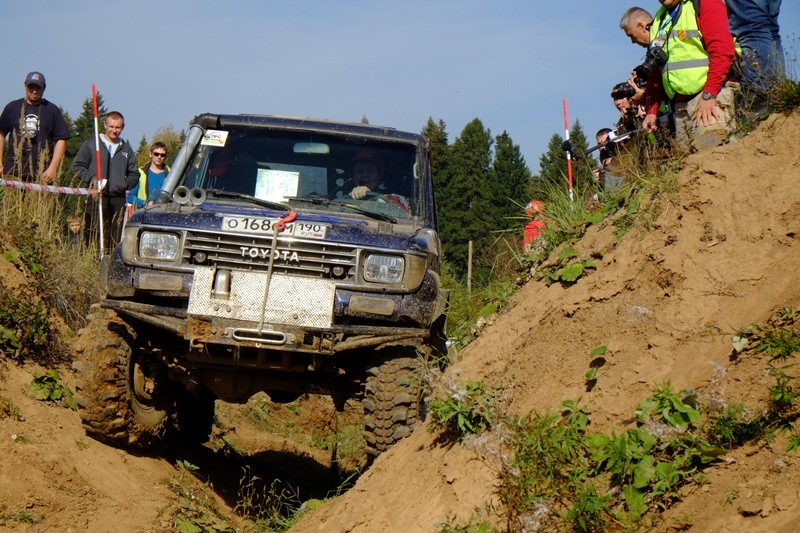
[0,71,70,182]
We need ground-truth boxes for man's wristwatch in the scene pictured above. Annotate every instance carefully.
[701,91,716,101]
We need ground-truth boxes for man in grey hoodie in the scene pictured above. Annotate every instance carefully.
[72,110,138,251]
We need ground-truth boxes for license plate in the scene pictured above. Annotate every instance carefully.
[222,217,327,239]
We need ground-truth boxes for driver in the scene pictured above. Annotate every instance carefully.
[349,150,384,199]
[348,150,412,214]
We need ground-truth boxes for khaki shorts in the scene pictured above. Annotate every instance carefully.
[673,81,739,151]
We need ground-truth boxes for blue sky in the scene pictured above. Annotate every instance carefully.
[3,1,798,172]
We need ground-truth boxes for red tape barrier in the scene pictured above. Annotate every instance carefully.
[1,178,98,196]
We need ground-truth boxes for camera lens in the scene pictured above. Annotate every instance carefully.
[611,82,636,100]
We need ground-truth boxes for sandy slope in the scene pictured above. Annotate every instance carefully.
[292,109,800,532]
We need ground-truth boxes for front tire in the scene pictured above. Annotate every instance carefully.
[362,348,425,460]
[74,308,171,447]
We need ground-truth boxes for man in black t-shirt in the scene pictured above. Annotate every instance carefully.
[0,71,70,183]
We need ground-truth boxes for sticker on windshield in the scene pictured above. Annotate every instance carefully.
[201,130,229,147]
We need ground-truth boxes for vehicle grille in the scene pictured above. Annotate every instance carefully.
[183,230,358,282]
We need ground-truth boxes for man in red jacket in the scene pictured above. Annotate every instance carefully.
[642,0,738,151]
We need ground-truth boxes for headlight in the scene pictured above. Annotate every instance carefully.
[139,232,180,261]
[364,254,404,283]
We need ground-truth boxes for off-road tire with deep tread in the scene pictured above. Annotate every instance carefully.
[73,308,170,447]
[362,349,425,459]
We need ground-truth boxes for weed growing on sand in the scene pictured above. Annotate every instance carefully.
[1,186,100,333]
[429,380,498,440]
[0,395,23,420]
[535,246,598,286]
[0,278,64,365]
[705,403,765,446]
[726,307,800,451]
[489,385,723,532]
[0,510,39,526]
[436,517,496,533]
[766,364,799,411]
[29,369,78,410]
[167,460,236,533]
[585,345,608,388]
[441,263,517,351]
[234,465,303,532]
[10,433,32,444]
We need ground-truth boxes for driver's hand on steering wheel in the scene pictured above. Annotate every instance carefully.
[350,185,371,199]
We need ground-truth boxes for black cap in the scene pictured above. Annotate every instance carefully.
[24,71,46,89]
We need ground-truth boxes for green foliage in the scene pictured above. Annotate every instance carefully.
[767,364,799,412]
[536,246,597,286]
[0,279,59,364]
[67,93,109,158]
[585,346,607,386]
[489,131,532,232]
[136,125,185,167]
[0,510,39,526]
[752,328,800,361]
[169,460,237,533]
[497,385,724,532]
[535,121,597,195]
[422,118,532,279]
[0,395,23,420]
[429,380,497,440]
[724,307,800,453]
[1,200,99,332]
[439,261,518,350]
[705,404,764,446]
[436,517,497,533]
[29,369,78,410]
[769,78,800,114]
[635,381,701,428]
[234,465,303,531]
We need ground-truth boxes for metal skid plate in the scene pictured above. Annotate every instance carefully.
[188,267,335,328]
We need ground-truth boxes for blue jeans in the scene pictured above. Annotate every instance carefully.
[727,0,785,91]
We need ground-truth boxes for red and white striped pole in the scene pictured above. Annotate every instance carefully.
[562,98,574,202]
[92,84,105,257]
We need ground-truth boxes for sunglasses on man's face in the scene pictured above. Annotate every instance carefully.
[153,152,167,157]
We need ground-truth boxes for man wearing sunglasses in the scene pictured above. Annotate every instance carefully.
[127,142,169,209]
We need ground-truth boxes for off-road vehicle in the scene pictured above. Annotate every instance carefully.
[74,114,448,459]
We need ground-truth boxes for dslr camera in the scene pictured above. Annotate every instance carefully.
[610,43,669,100]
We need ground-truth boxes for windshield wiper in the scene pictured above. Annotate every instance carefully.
[285,196,397,223]
[206,189,290,211]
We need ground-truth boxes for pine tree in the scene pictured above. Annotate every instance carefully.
[534,121,596,200]
[136,135,149,167]
[438,118,493,277]
[421,118,450,210]
[489,131,532,230]
[67,93,108,158]
[568,120,598,195]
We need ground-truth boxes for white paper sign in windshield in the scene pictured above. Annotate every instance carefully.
[255,169,300,203]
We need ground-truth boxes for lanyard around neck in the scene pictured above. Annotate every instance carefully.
[657,3,682,37]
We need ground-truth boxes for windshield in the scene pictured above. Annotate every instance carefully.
[181,128,420,220]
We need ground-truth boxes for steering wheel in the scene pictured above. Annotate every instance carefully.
[362,192,387,202]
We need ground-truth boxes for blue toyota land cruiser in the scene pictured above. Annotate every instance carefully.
[75,114,448,459]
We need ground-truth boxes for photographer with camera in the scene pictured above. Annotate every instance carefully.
[620,7,654,48]
[641,0,738,151]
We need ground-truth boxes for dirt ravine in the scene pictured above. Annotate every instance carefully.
[1,109,800,532]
